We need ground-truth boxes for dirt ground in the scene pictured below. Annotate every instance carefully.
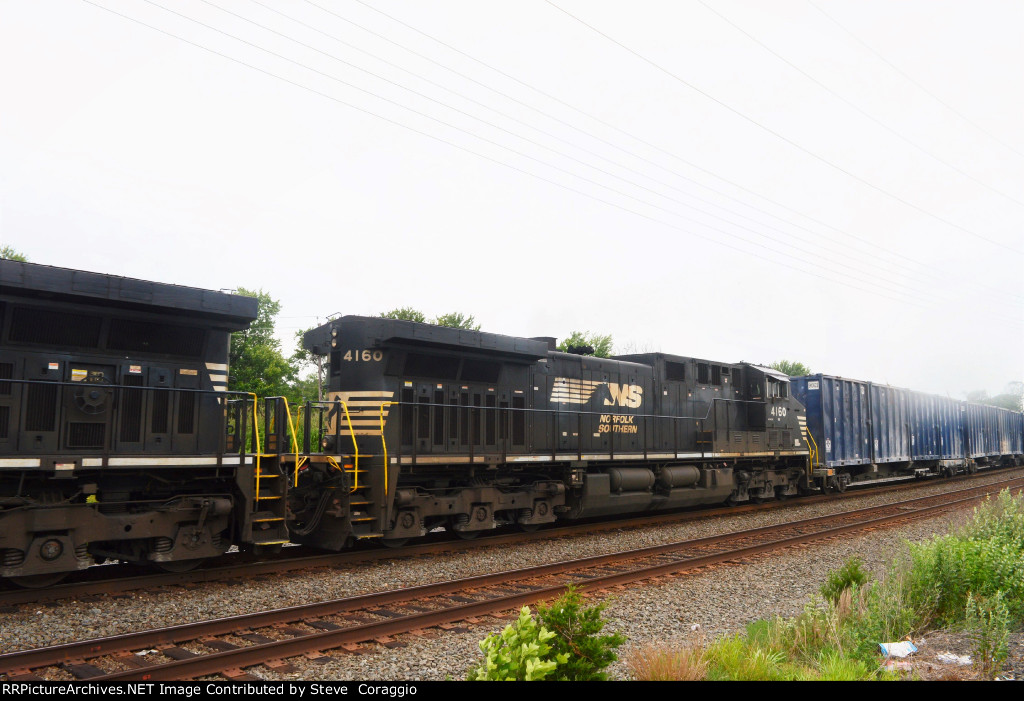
[885,630,1024,681]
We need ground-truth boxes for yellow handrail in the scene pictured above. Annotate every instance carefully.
[379,401,397,496]
[338,400,360,491]
[804,425,821,478]
[276,397,306,489]
[249,393,262,502]
[293,403,308,487]
[326,455,344,475]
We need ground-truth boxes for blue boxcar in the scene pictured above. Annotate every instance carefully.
[794,372,1022,484]
[791,375,871,468]
[964,403,1001,458]
[997,406,1023,456]
[906,392,962,461]
[868,384,911,464]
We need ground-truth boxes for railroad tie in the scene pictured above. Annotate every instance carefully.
[265,659,299,673]
[162,647,199,661]
[222,668,262,681]
[202,639,240,652]
[307,620,343,631]
[237,633,276,645]
[63,661,107,679]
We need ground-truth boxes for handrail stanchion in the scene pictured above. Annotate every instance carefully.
[379,401,398,496]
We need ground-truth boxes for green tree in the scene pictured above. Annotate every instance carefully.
[558,331,613,358]
[290,327,325,402]
[966,383,1023,411]
[228,288,295,398]
[432,311,480,330]
[380,308,481,329]
[769,360,812,377]
[380,307,427,323]
[537,586,626,681]
[0,246,28,261]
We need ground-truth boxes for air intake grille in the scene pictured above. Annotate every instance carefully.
[151,392,169,434]
[0,363,11,395]
[119,375,144,443]
[67,422,105,449]
[9,307,102,348]
[108,319,205,357]
[25,384,57,431]
[0,406,9,439]
[178,393,195,434]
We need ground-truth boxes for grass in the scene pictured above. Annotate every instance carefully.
[624,489,1024,680]
[625,640,708,681]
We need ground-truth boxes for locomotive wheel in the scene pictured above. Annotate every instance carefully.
[381,538,408,548]
[518,523,541,533]
[454,529,480,540]
[8,572,69,589]
[154,558,204,573]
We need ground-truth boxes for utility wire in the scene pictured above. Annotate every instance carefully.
[255,0,915,286]
[807,0,1024,163]
[79,0,951,312]
[340,0,1024,301]
[155,0,988,307]
[192,0,946,304]
[80,1,1024,329]
[698,0,1024,210]
[544,0,1023,257]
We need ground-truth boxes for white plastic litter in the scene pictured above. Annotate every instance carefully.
[879,641,918,657]
[936,652,972,666]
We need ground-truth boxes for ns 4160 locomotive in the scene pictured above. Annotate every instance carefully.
[288,316,815,548]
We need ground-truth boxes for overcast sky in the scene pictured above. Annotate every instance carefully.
[1,1,1021,397]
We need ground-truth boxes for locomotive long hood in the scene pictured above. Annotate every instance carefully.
[304,315,550,363]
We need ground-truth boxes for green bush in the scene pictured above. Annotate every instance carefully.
[537,585,626,681]
[466,606,568,681]
[903,491,1024,625]
[687,491,1024,680]
[820,557,870,604]
[964,591,1011,676]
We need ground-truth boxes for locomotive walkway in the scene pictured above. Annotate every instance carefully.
[3,472,1022,681]
[2,465,1018,608]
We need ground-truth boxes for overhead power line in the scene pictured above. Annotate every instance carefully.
[544,0,1023,257]
[187,0,951,304]
[698,0,1024,211]
[339,0,1024,302]
[807,0,1024,163]
[78,0,1023,329]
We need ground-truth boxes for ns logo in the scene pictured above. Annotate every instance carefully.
[604,383,643,408]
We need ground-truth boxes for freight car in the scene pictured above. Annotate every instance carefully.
[791,374,1024,490]
[287,316,814,549]
[0,261,287,586]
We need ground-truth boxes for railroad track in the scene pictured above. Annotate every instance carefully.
[4,465,1020,607]
[4,474,1022,682]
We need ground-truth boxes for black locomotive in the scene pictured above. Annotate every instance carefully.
[0,261,286,586]
[289,316,810,548]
